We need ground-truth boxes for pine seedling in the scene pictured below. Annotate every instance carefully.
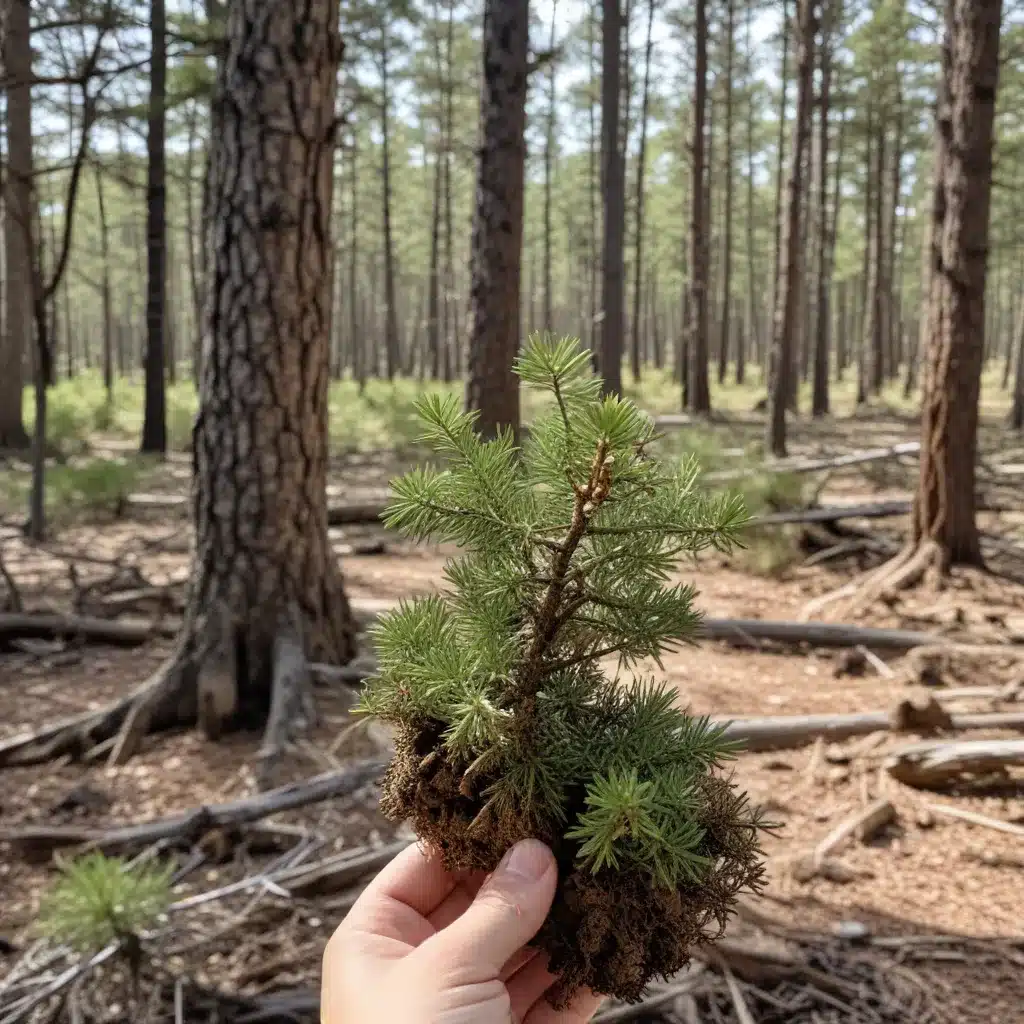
[357,336,769,1002]
[37,852,171,976]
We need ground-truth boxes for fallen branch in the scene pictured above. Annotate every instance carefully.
[923,801,1024,838]
[0,758,386,860]
[885,739,1024,790]
[0,613,175,650]
[704,442,921,484]
[724,710,1024,752]
[814,799,897,862]
[125,492,390,527]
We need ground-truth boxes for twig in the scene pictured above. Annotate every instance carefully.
[923,802,1024,838]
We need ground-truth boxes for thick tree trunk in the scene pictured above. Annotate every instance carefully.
[718,0,735,388]
[601,0,626,395]
[465,0,528,437]
[914,0,1002,569]
[687,0,711,414]
[171,0,355,748]
[767,0,816,456]
[141,0,168,453]
[1,0,32,449]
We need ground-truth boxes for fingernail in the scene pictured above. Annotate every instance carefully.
[497,839,553,883]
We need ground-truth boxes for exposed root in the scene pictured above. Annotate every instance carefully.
[799,540,943,622]
[257,606,317,790]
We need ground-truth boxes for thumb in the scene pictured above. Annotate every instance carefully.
[425,839,558,976]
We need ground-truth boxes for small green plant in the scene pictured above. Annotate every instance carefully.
[47,458,140,515]
[37,853,172,954]
[358,336,768,1003]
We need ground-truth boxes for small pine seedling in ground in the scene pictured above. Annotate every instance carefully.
[37,852,172,978]
[357,337,770,1003]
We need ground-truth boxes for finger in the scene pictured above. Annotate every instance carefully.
[420,839,557,977]
[342,841,457,944]
[506,952,556,1019]
[426,869,488,932]
[524,986,603,1024]
[500,946,541,984]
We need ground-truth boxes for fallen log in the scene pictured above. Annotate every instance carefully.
[0,758,386,860]
[0,613,176,650]
[125,492,390,527]
[704,442,921,484]
[349,598,949,651]
[723,710,1024,752]
[884,738,1024,790]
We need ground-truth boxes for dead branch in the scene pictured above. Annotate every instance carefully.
[0,758,386,861]
[814,799,897,862]
[0,613,176,650]
[124,492,390,527]
[724,710,1024,752]
[885,739,1024,790]
[704,441,921,484]
[923,801,1024,838]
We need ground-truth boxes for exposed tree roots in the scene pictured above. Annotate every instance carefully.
[1,601,341,779]
[800,540,944,622]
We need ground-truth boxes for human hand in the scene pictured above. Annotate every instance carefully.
[321,838,602,1024]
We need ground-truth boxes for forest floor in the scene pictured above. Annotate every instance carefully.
[2,411,1024,1022]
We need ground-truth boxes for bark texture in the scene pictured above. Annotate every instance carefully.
[1,0,32,449]
[600,0,625,395]
[141,0,168,453]
[915,0,1002,568]
[186,0,355,734]
[465,0,529,437]
[687,0,711,414]
[767,0,816,456]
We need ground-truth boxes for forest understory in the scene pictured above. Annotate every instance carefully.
[3,415,1024,1023]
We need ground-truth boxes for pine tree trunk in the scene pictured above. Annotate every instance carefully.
[914,0,1001,569]
[812,0,835,418]
[857,99,874,406]
[869,118,886,394]
[543,0,558,336]
[141,0,168,454]
[186,0,355,741]
[630,0,655,383]
[766,0,816,456]
[349,128,363,385]
[770,0,790,380]
[1,0,32,449]
[718,0,735,388]
[587,2,600,357]
[94,164,114,401]
[426,5,445,380]
[1011,302,1024,429]
[741,0,758,386]
[601,0,626,395]
[380,36,401,381]
[442,0,458,380]
[183,101,203,385]
[687,0,711,414]
[465,0,528,438]
[885,89,904,382]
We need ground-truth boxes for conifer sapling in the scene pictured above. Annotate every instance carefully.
[357,338,769,1002]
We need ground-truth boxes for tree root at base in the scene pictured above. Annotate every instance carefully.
[800,540,944,622]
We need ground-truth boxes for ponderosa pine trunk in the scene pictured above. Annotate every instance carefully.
[426,2,445,379]
[1011,304,1024,429]
[543,0,558,336]
[141,0,168,454]
[95,164,114,402]
[601,0,626,395]
[718,0,735,388]
[766,0,816,456]
[769,0,790,385]
[1,0,32,449]
[811,0,835,417]
[687,0,711,414]
[380,34,401,380]
[913,0,1001,569]
[465,0,528,437]
[176,0,354,744]
[741,0,757,384]
[630,0,655,383]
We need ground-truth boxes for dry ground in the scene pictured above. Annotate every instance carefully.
[2,419,1024,1022]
